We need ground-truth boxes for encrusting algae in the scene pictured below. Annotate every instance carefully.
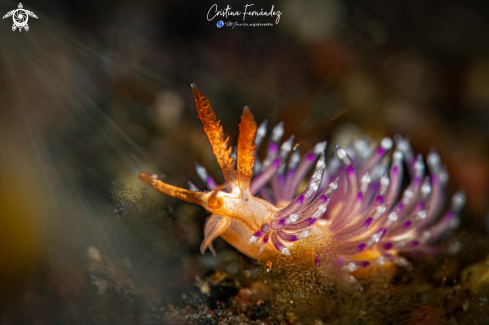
[140,83,465,274]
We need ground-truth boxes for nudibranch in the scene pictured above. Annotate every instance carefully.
[140,84,465,271]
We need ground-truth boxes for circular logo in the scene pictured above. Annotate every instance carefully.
[216,20,224,28]
[13,10,28,26]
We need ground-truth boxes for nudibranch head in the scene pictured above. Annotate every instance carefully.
[140,84,465,271]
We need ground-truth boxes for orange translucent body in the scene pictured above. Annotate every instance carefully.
[139,84,386,263]
[140,84,286,259]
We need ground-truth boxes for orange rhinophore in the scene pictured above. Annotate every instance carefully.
[140,84,465,272]
[191,84,237,190]
[237,106,257,193]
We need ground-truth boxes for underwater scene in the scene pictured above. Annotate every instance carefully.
[1,0,489,324]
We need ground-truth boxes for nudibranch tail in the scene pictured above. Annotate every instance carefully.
[191,83,238,191]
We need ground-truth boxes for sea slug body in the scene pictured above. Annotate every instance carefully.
[140,84,465,272]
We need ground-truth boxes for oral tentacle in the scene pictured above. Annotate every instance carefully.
[140,172,205,206]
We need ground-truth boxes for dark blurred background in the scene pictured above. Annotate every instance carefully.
[1,0,489,323]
